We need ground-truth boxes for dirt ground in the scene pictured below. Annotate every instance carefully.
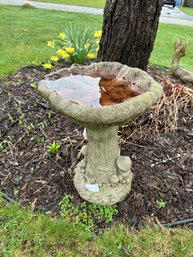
[0,61,193,228]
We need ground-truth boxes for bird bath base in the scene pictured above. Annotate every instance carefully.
[74,170,132,205]
[74,126,132,205]
[74,126,133,205]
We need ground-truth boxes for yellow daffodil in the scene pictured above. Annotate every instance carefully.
[58,33,66,40]
[84,43,90,50]
[50,56,59,62]
[47,41,55,48]
[96,39,100,44]
[57,49,65,56]
[94,31,102,38]
[65,47,75,54]
[62,52,70,58]
[57,49,70,59]
[43,63,52,69]
[87,53,95,59]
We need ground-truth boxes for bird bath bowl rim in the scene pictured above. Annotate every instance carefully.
[38,62,163,127]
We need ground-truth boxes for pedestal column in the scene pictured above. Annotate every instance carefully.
[86,126,119,184]
[74,126,133,205]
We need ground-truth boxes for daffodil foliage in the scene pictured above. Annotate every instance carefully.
[43,24,101,69]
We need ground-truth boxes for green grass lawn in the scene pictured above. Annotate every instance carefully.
[179,6,193,16]
[32,0,105,8]
[151,23,193,71]
[1,197,193,256]
[1,5,193,79]
[0,5,102,77]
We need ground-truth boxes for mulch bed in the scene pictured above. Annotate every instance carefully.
[0,61,193,229]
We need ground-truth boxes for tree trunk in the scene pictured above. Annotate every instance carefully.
[98,0,163,70]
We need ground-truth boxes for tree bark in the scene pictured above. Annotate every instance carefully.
[98,0,163,70]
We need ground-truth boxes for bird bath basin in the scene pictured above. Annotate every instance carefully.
[38,62,163,205]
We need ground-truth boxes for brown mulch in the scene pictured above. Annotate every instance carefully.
[0,62,193,228]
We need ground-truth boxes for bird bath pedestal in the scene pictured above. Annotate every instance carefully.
[38,62,163,205]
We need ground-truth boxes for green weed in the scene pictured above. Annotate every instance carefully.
[156,199,167,209]
[30,83,37,89]
[47,140,61,154]
[59,194,118,231]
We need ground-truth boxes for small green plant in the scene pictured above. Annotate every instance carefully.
[38,121,47,129]
[26,122,35,132]
[156,199,166,209]
[0,141,8,153]
[43,24,101,68]
[59,194,118,231]
[30,136,45,143]
[7,113,14,122]
[47,141,61,154]
[0,139,13,153]
[30,83,37,89]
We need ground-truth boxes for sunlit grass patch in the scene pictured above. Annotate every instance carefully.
[150,23,193,71]
[179,7,193,16]
[32,0,105,8]
[0,5,102,78]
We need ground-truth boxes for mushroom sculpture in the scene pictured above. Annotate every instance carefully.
[38,62,163,205]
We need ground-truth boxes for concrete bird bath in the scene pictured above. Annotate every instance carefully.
[38,62,163,205]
